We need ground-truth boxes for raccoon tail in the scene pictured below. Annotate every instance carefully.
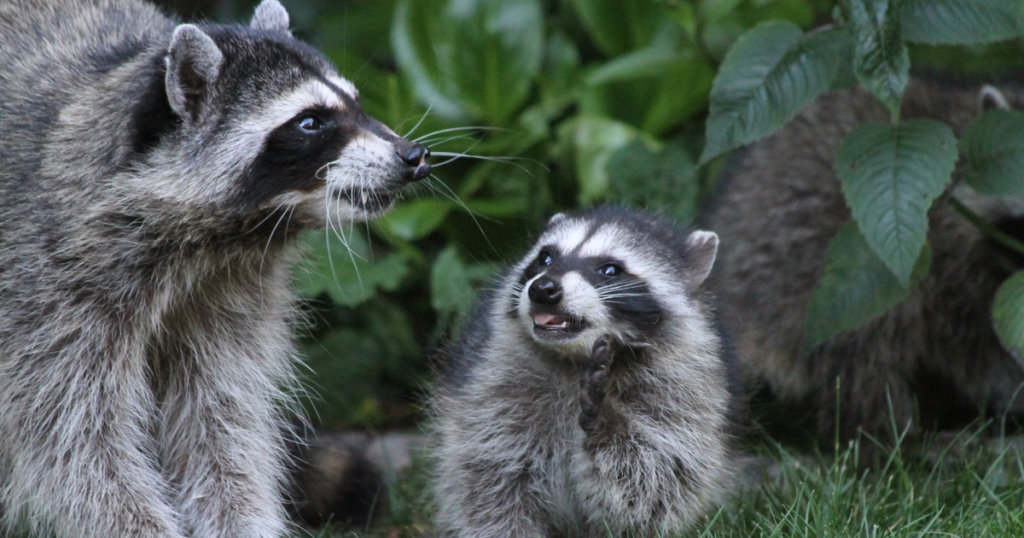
[286,429,425,529]
[287,430,388,528]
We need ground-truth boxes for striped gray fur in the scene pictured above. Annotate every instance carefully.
[0,1,429,536]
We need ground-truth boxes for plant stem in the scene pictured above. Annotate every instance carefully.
[948,196,1024,257]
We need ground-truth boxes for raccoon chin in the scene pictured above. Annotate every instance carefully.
[331,186,400,217]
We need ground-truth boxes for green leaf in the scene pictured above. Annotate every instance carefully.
[961,110,1024,196]
[392,0,544,123]
[606,139,699,222]
[295,230,410,307]
[805,221,931,351]
[586,46,682,86]
[379,199,454,241]
[993,271,1024,365]
[561,116,641,204]
[843,0,909,119]
[834,119,957,286]
[900,0,1024,45]
[700,22,854,164]
[430,246,498,321]
[565,0,664,56]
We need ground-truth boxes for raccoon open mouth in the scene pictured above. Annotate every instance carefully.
[532,312,585,338]
[333,188,399,214]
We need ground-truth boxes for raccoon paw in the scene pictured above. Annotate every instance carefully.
[579,336,614,433]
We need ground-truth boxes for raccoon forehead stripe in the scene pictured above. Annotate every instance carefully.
[325,74,358,100]
[578,226,634,261]
[243,80,347,134]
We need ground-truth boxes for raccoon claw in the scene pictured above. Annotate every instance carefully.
[579,336,614,432]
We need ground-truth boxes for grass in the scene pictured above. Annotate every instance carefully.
[305,433,1024,538]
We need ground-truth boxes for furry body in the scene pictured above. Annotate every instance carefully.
[432,206,739,538]
[0,1,428,536]
[705,78,1024,446]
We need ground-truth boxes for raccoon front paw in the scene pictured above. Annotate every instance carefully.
[579,336,614,433]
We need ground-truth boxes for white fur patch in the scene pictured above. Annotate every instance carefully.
[242,80,346,135]
[327,75,359,101]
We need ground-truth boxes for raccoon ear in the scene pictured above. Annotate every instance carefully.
[980,85,1010,112]
[252,0,290,33]
[685,230,718,288]
[166,24,223,123]
[547,213,566,225]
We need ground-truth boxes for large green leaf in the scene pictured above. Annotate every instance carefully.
[993,271,1024,367]
[565,0,664,56]
[843,0,909,119]
[295,229,410,307]
[583,44,714,136]
[900,0,1024,45]
[835,120,957,286]
[392,0,544,123]
[699,22,853,164]
[961,110,1024,196]
[805,221,931,351]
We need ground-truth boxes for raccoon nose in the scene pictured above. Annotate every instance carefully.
[400,144,431,182]
[528,277,562,305]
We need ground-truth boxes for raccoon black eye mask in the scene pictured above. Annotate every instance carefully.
[0,1,431,537]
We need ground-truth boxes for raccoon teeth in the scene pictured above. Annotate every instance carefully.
[361,191,369,204]
[533,313,569,328]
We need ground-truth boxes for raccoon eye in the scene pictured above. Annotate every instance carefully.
[297,115,324,133]
[537,250,553,266]
[599,263,622,276]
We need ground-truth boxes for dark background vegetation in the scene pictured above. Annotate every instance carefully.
[153,0,1024,432]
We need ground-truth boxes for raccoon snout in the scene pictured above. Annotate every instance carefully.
[399,144,431,182]
[529,276,562,305]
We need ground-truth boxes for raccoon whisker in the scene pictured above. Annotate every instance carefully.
[430,152,540,175]
[259,205,292,302]
[596,283,646,295]
[412,126,509,143]
[243,205,291,235]
[323,189,342,290]
[414,133,478,148]
[402,101,435,139]
[425,175,497,254]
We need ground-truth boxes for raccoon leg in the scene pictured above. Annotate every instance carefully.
[434,405,549,537]
[574,338,728,536]
[0,335,186,538]
[578,336,621,436]
[156,337,290,538]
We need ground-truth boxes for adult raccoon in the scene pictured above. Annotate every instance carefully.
[704,78,1024,450]
[432,206,741,538]
[0,1,429,537]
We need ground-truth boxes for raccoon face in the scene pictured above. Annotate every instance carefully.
[153,0,429,227]
[511,207,719,357]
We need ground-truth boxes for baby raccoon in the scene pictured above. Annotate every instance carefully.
[704,78,1024,449]
[432,206,740,538]
[0,1,429,537]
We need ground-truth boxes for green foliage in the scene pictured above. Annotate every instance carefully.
[297,230,410,307]
[900,0,1024,45]
[805,221,930,351]
[962,110,1024,196]
[701,0,1024,355]
[993,271,1024,366]
[844,0,909,120]
[834,119,957,286]
[700,21,853,163]
[392,0,544,123]
[186,0,1024,427]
